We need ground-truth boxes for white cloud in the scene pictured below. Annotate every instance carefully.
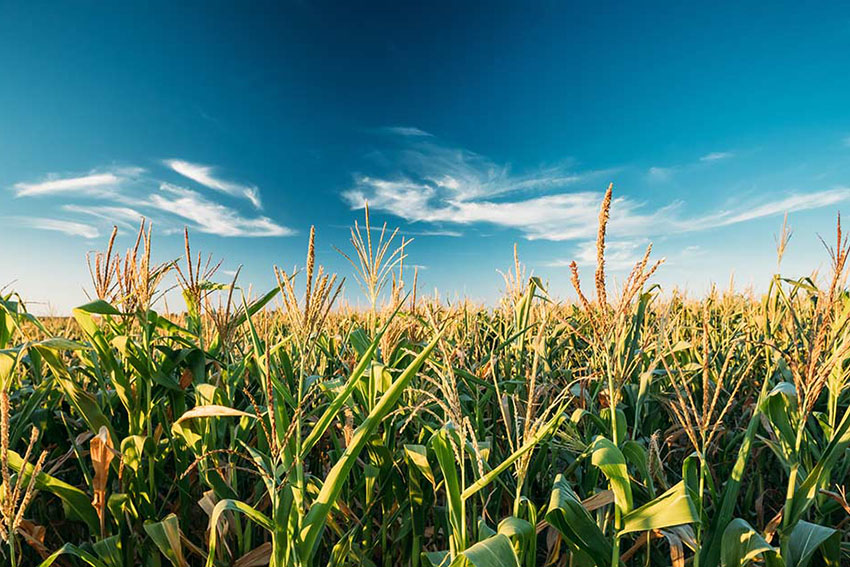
[700,151,734,162]
[164,159,262,209]
[14,173,123,197]
[382,126,433,137]
[11,162,290,240]
[345,137,667,241]
[62,204,146,229]
[345,179,677,241]
[148,183,292,237]
[575,240,649,269]
[648,166,674,182]
[690,188,850,229]
[359,224,462,237]
[343,137,625,241]
[17,217,99,238]
[407,229,462,237]
[546,240,650,270]
[346,135,850,243]
[650,151,734,182]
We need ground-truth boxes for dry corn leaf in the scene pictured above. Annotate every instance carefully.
[234,542,272,567]
[90,425,115,536]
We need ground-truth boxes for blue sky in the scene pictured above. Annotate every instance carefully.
[3,2,850,313]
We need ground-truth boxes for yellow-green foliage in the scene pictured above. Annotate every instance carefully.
[1,205,849,567]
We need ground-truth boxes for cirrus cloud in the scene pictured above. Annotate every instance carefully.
[10,160,292,239]
[14,172,122,197]
[344,132,850,242]
[148,183,292,237]
[12,217,99,238]
[164,159,262,209]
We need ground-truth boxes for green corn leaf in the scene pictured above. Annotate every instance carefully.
[34,345,118,445]
[590,436,633,515]
[205,500,274,567]
[423,551,451,567]
[720,518,777,567]
[478,518,497,541]
[37,544,109,567]
[462,412,562,501]
[301,302,405,456]
[92,535,123,567]
[620,481,698,536]
[120,435,152,473]
[450,533,520,567]
[7,449,100,534]
[433,425,466,553]
[786,520,839,567]
[0,349,16,389]
[174,404,257,424]
[622,440,655,498]
[763,382,798,460]
[145,513,188,567]
[701,375,771,567]
[571,408,608,435]
[405,444,436,486]
[599,408,627,447]
[496,516,533,542]
[497,516,534,564]
[71,302,133,412]
[787,401,850,527]
[545,474,612,567]
[682,452,701,518]
[299,329,442,561]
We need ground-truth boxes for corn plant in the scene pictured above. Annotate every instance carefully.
[0,188,848,566]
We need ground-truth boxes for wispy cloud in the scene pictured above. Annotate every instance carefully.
[407,228,463,237]
[649,151,734,182]
[346,132,850,242]
[690,187,850,229]
[575,239,650,269]
[546,239,650,270]
[15,217,99,238]
[343,136,621,240]
[11,161,290,239]
[345,179,634,241]
[381,126,433,137]
[62,204,146,230]
[14,172,123,197]
[352,224,462,238]
[164,159,262,209]
[700,151,734,162]
[148,183,292,237]
[647,166,674,182]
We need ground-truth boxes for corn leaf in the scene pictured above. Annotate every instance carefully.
[299,330,442,560]
[590,436,633,515]
[7,449,100,534]
[620,481,698,535]
[433,425,466,553]
[144,513,188,567]
[545,474,612,567]
[450,533,520,567]
[720,518,777,567]
[786,520,839,567]
[205,500,274,567]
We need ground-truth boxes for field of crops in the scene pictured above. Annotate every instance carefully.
[2,191,849,566]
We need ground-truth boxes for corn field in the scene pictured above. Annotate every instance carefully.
[2,189,850,567]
